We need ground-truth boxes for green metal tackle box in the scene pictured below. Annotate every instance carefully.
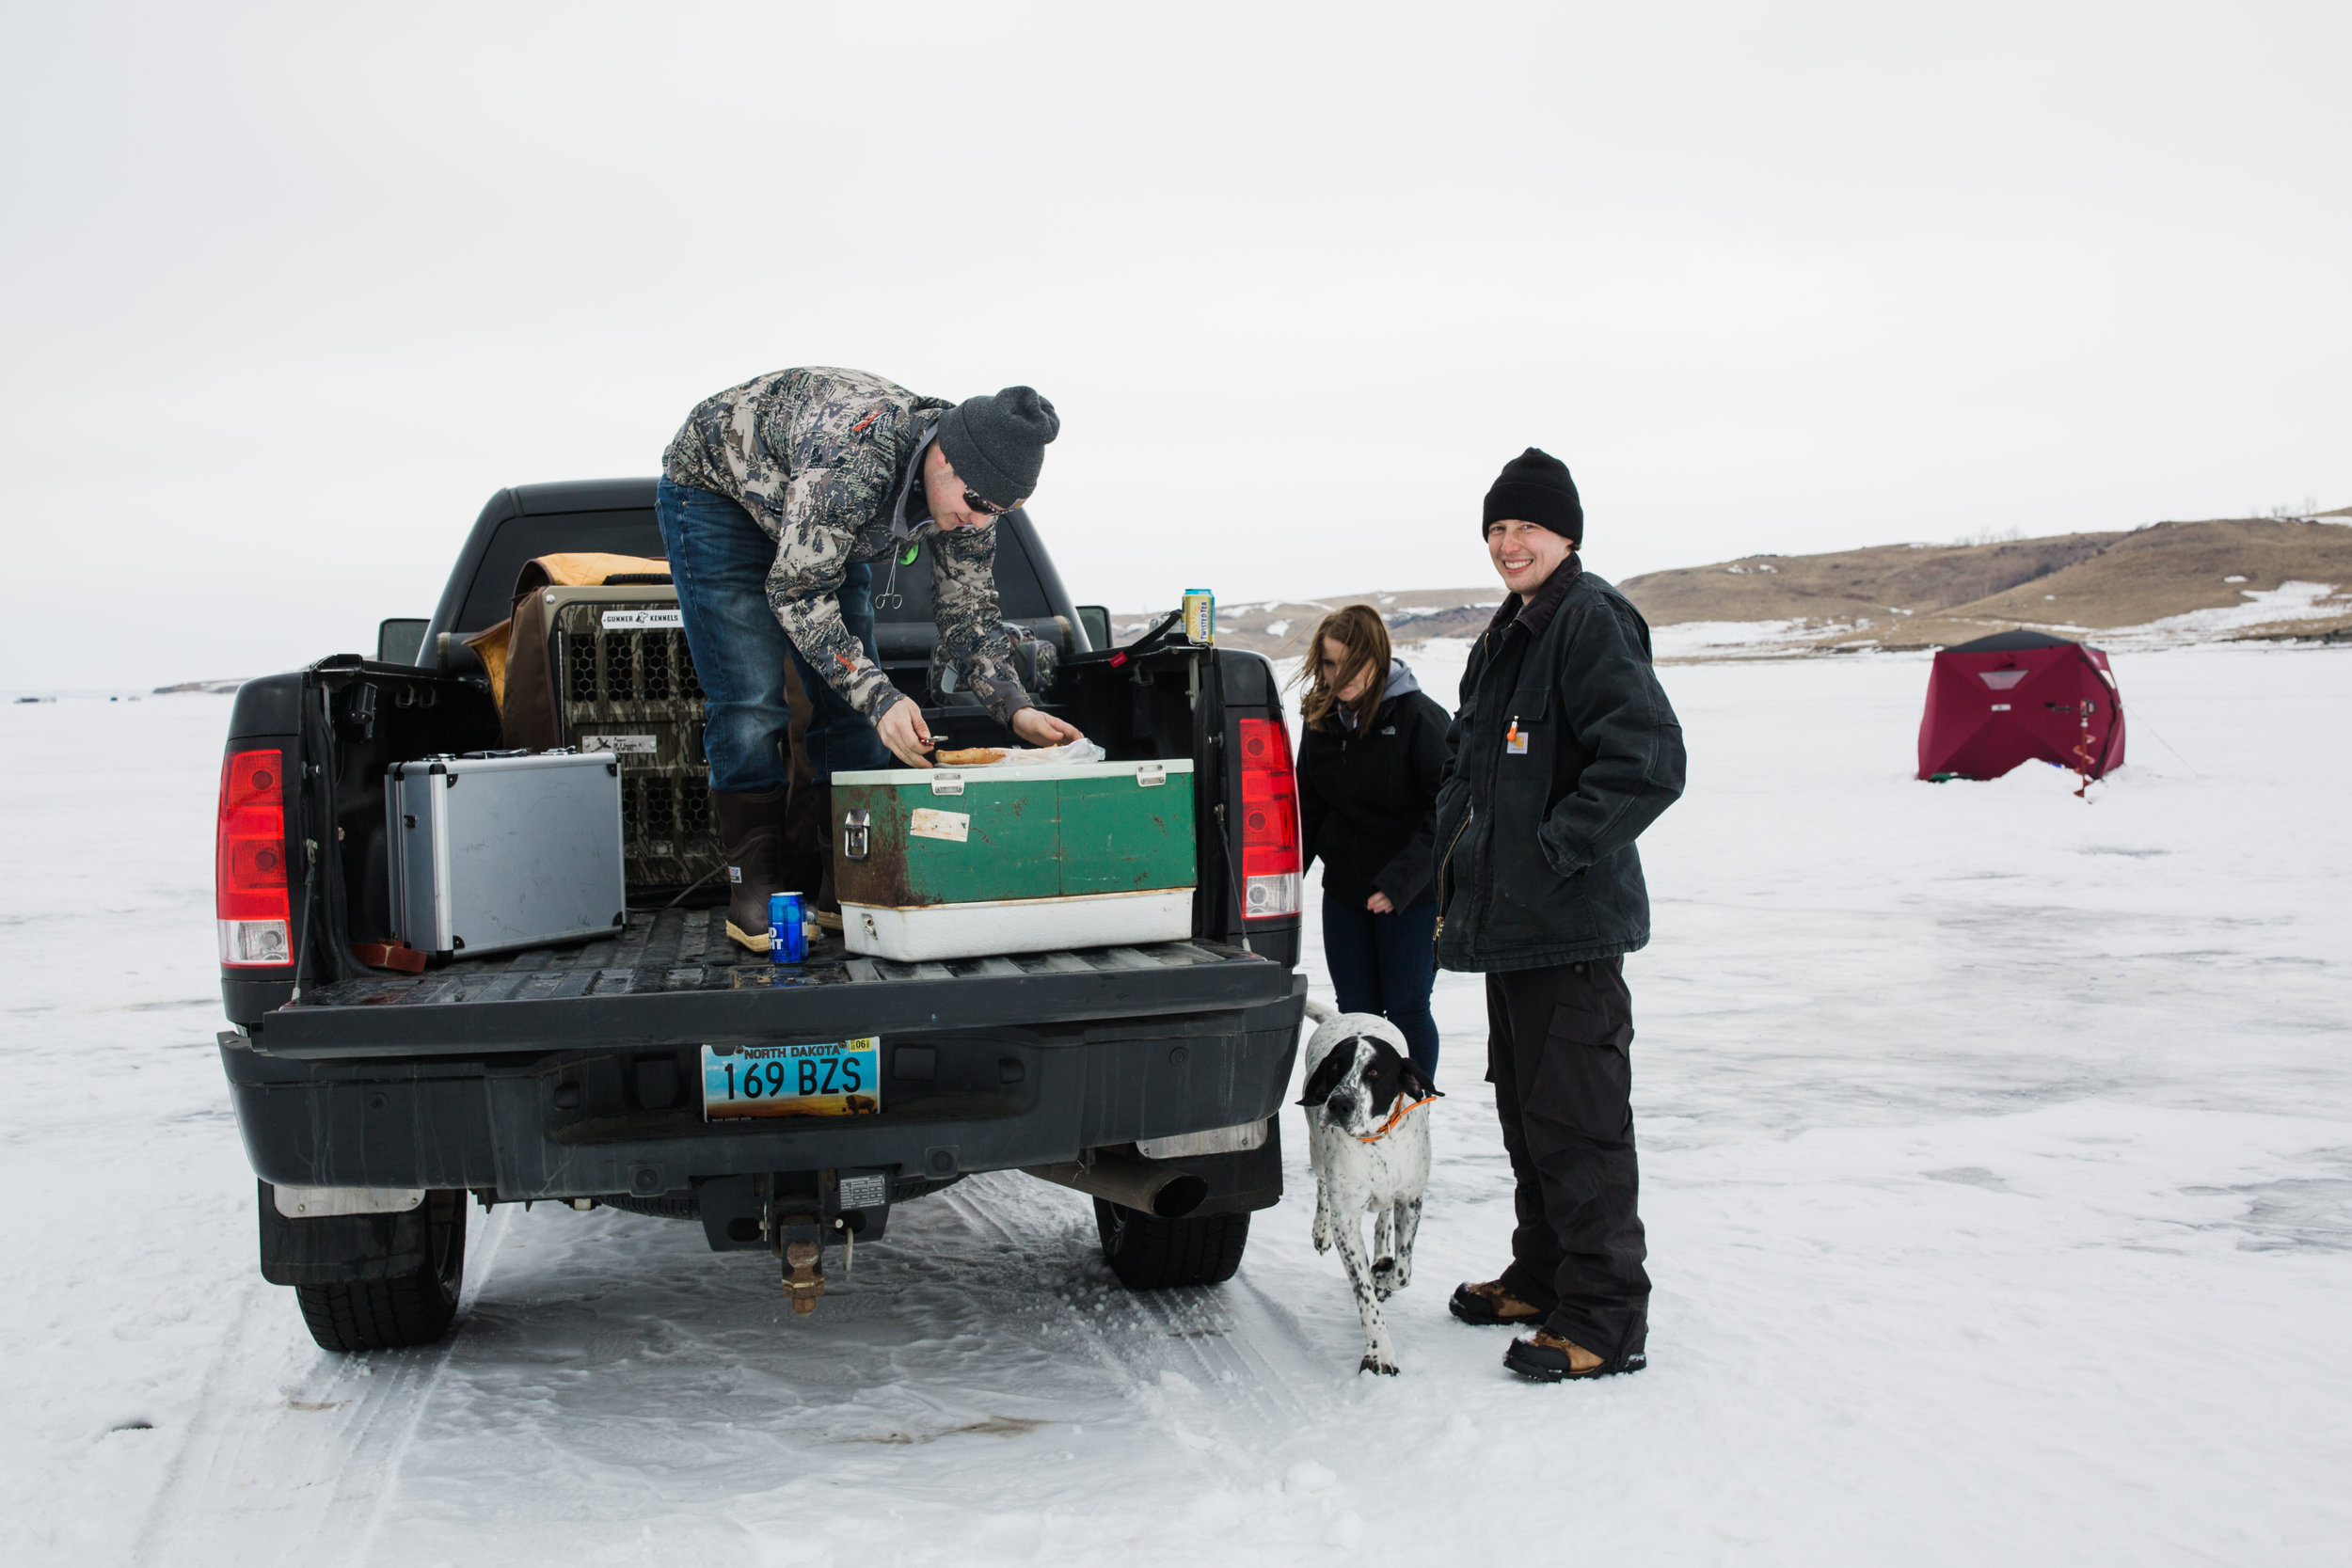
[830,758,1197,961]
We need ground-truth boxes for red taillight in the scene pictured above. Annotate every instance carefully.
[1235,716,1301,919]
[217,748,293,968]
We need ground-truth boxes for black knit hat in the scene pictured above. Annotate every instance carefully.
[938,386,1059,509]
[1482,447,1582,544]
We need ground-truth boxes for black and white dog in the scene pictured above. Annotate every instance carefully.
[1298,1004,1440,1375]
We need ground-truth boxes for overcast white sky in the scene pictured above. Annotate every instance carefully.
[3,0,2345,688]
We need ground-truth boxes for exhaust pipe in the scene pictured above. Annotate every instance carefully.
[1022,1154,1207,1218]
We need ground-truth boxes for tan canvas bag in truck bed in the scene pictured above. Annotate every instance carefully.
[464,552,671,748]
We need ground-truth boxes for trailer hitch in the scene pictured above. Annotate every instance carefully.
[766,1169,865,1315]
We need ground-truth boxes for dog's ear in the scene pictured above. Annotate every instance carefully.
[1297,1040,1359,1107]
[1400,1061,1441,1102]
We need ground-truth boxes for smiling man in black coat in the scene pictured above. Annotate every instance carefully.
[1434,448,1687,1383]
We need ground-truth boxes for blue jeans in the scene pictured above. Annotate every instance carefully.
[1321,891,1441,1082]
[656,479,891,792]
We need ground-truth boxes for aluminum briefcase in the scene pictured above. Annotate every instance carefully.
[387,750,627,958]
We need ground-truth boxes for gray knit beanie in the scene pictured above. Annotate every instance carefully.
[937,386,1059,508]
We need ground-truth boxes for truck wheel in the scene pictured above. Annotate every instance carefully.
[294,1192,467,1353]
[1093,1197,1249,1290]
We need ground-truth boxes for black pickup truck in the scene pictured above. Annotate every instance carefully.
[215,480,1308,1352]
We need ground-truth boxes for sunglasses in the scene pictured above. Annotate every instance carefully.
[961,486,1018,517]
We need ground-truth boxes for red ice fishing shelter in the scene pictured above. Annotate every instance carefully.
[1916,630,2126,782]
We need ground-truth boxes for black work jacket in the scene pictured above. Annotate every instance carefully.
[1297,683,1452,911]
[1434,559,1687,972]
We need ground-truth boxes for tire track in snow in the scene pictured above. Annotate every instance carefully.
[937,1174,1329,1473]
[128,1203,516,1567]
[934,1177,1238,1485]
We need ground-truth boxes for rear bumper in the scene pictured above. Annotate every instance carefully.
[219,974,1306,1209]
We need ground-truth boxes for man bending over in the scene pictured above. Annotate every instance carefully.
[660,367,1083,951]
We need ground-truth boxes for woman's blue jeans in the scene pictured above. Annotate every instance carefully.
[1321,891,1441,1081]
[655,478,890,792]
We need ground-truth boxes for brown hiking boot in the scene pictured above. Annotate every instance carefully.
[781,777,828,901]
[1504,1330,1646,1382]
[711,787,791,953]
[1448,1278,1544,1326]
[811,784,845,931]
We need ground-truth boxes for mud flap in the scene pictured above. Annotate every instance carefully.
[256,1180,433,1286]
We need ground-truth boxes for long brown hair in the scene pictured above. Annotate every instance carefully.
[1295,604,1391,734]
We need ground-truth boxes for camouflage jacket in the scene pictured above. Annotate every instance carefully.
[661,366,1035,725]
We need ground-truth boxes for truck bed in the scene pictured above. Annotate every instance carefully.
[256,906,1293,1059]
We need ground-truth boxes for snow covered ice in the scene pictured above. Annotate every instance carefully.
[3,645,2347,1566]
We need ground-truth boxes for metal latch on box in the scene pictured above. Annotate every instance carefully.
[1136,763,1166,787]
[930,771,964,797]
[842,808,871,861]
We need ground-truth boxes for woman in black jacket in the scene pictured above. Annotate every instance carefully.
[1294,604,1453,1079]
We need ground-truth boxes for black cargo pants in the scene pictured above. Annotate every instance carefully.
[1487,958,1649,1358]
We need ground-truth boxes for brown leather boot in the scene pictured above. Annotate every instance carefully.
[781,778,828,905]
[814,786,844,933]
[1448,1278,1544,1325]
[1504,1329,1646,1382]
[711,787,790,953]
[789,782,844,932]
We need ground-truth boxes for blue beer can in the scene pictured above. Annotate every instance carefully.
[768,891,807,964]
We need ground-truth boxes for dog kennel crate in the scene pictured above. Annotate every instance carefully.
[541,584,722,892]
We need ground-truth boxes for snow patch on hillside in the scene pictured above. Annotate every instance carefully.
[1650,619,1863,659]
[2106,579,2346,641]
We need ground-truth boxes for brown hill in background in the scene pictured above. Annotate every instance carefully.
[1618,533,2121,628]
[1617,515,2352,651]
[1147,515,2352,660]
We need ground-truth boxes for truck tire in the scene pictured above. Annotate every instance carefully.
[1093,1197,1249,1290]
[294,1192,467,1353]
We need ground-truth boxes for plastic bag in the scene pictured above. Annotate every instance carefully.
[988,738,1108,767]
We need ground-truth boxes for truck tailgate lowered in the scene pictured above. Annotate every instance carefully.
[257,908,1291,1059]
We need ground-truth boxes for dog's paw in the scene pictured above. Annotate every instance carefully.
[1311,1222,1332,1254]
[1372,1258,1398,1299]
[1359,1353,1400,1376]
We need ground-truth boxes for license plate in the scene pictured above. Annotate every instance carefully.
[701,1039,882,1119]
